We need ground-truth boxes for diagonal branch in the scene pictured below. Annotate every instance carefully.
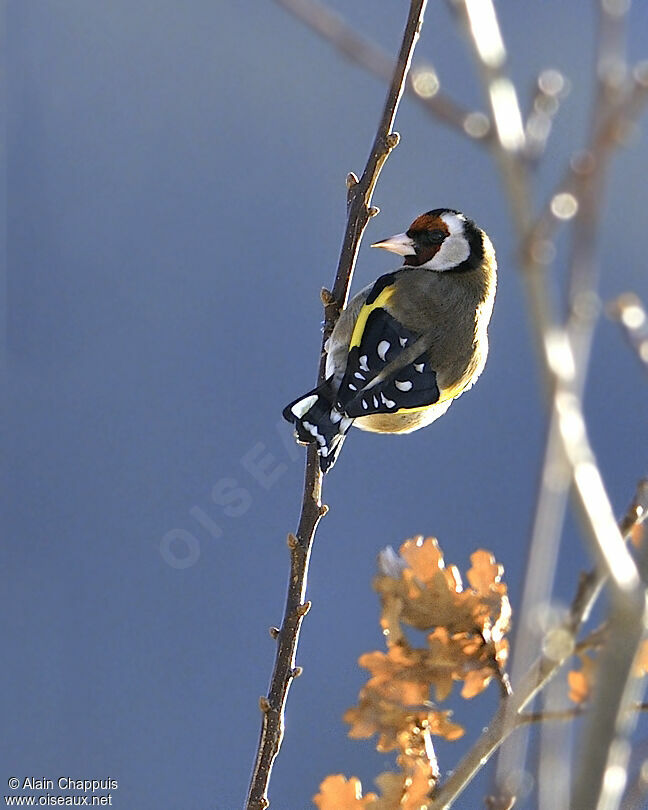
[244,3,427,808]
[517,702,648,727]
[274,0,488,143]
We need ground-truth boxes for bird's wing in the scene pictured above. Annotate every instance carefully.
[336,274,441,418]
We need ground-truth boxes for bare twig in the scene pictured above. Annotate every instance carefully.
[575,623,608,652]
[619,478,648,538]
[273,0,490,143]
[244,4,427,808]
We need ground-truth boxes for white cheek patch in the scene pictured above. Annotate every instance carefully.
[423,235,470,270]
[420,211,469,271]
[440,211,466,234]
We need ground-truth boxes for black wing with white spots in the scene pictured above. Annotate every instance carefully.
[337,308,440,418]
[282,381,353,472]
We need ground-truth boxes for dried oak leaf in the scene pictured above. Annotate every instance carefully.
[427,710,464,741]
[568,652,597,704]
[360,645,453,704]
[467,549,504,595]
[461,668,495,699]
[369,741,439,810]
[344,682,421,750]
[370,771,406,810]
[375,538,511,642]
[400,758,437,810]
[400,536,447,581]
[426,627,504,700]
[344,680,463,751]
[313,774,377,810]
[395,724,438,770]
[380,593,407,647]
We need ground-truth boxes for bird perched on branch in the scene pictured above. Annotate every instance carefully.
[283,208,497,472]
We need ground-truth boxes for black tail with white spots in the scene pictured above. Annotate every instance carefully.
[282,380,353,473]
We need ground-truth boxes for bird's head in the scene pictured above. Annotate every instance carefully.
[371,208,485,272]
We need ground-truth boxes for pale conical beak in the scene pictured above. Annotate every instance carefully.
[371,232,416,257]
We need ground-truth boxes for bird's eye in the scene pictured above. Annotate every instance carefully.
[425,229,446,244]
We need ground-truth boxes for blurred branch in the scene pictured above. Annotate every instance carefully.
[523,69,571,162]
[428,479,648,810]
[526,62,648,262]
[571,577,646,810]
[274,0,491,143]
[244,3,427,808]
[518,702,648,727]
[443,2,648,806]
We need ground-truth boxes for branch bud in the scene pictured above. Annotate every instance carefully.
[320,288,335,306]
[386,131,400,149]
[296,601,312,617]
[346,172,359,189]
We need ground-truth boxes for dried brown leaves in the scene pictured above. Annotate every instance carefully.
[314,536,511,810]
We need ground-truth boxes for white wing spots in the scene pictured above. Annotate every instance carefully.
[302,420,326,446]
[359,355,369,372]
[354,372,364,380]
[372,395,379,408]
[377,340,390,361]
[330,409,342,424]
[381,392,396,408]
[399,337,408,347]
[414,363,425,373]
[395,380,413,392]
[340,416,353,431]
[348,383,357,391]
[362,399,369,410]
[291,394,318,418]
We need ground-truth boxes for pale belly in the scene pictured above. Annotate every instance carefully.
[353,399,453,434]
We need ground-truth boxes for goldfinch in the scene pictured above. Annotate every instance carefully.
[283,208,497,472]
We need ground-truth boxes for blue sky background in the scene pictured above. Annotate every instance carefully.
[4,2,648,809]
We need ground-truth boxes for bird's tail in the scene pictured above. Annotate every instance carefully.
[282,380,353,473]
